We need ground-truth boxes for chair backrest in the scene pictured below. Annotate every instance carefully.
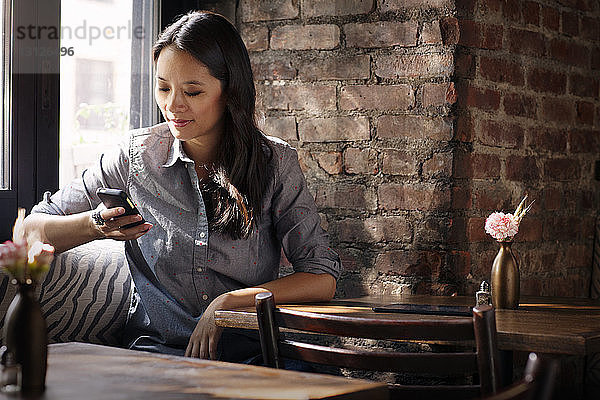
[483,353,559,400]
[255,291,502,399]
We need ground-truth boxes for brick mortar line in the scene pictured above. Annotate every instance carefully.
[460,51,599,78]
[456,106,598,131]
[460,19,600,44]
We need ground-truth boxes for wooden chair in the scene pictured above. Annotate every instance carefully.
[255,291,502,399]
[483,353,559,400]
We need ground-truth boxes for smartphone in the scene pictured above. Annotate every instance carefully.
[96,188,145,229]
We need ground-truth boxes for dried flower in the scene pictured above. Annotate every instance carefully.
[484,196,535,242]
[12,208,26,245]
[0,208,54,284]
[513,194,535,224]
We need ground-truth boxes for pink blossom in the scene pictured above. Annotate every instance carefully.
[0,240,27,268]
[485,212,519,241]
[0,207,55,284]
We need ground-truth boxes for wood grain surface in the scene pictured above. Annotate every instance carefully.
[21,342,388,400]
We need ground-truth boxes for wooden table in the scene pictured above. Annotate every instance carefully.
[10,342,388,399]
[215,294,600,399]
[215,294,600,356]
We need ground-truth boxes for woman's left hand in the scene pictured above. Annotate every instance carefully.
[185,294,226,359]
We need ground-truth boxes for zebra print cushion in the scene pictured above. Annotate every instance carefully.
[0,239,132,346]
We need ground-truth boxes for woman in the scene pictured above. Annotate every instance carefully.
[24,11,341,361]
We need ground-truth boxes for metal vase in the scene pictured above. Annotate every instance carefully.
[3,282,47,395]
[491,241,520,309]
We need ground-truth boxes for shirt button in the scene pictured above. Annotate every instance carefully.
[202,294,208,300]
[195,240,204,246]
[199,232,206,238]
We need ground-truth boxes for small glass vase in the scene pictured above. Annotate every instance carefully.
[490,241,520,309]
[3,281,47,395]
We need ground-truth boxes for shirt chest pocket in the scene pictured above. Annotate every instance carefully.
[209,229,273,286]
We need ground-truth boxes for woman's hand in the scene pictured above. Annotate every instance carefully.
[185,294,226,359]
[91,204,153,241]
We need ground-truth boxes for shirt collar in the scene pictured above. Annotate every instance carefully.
[162,138,194,168]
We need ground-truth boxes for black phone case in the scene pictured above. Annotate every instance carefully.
[96,188,145,229]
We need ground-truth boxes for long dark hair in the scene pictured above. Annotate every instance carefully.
[153,11,271,239]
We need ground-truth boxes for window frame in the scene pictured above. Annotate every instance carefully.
[130,0,162,130]
[0,0,12,190]
[0,0,60,241]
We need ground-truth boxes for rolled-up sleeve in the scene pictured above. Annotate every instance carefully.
[271,145,342,280]
[31,139,130,216]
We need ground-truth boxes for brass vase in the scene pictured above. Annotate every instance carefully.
[491,241,520,309]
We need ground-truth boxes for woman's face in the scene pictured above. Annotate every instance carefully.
[154,46,226,144]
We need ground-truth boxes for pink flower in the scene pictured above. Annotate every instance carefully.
[485,212,519,241]
[0,240,28,281]
[0,240,27,268]
[0,208,54,284]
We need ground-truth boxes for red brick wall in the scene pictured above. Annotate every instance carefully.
[454,0,600,297]
[237,0,458,297]
[229,0,600,298]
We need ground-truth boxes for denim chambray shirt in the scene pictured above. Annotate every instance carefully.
[31,122,341,358]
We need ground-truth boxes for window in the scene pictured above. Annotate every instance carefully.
[0,0,164,240]
[60,0,130,187]
[75,59,114,130]
[59,0,158,187]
